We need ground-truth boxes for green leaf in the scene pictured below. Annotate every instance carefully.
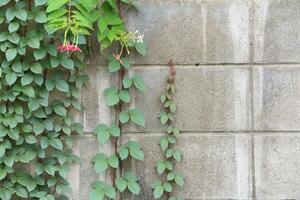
[33,122,45,135]
[4,156,14,167]
[163,182,172,192]
[25,135,36,144]
[104,186,116,199]
[95,159,108,173]
[119,146,129,160]
[53,104,67,117]
[108,59,121,72]
[16,186,28,198]
[45,80,55,91]
[33,49,46,60]
[41,137,49,149]
[153,186,164,199]
[116,178,127,192]
[8,22,19,33]
[89,189,104,200]
[35,0,47,6]
[128,142,144,161]
[0,32,8,42]
[123,75,132,89]
[6,48,17,61]
[50,57,59,68]
[5,72,17,86]
[98,18,107,33]
[50,138,63,150]
[160,136,168,151]
[175,175,184,187]
[30,63,43,74]
[129,109,145,127]
[8,129,19,140]
[21,74,33,86]
[173,150,182,161]
[6,8,15,21]
[29,99,40,112]
[109,124,120,137]
[119,90,130,103]
[55,80,69,92]
[0,168,7,180]
[160,112,168,125]
[94,124,110,145]
[60,57,74,70]
[12,61,22,73]
[127,181,140,195]
[0,0,10,7]
[135,42,147,56]
[170,102,177,112]
[119,111,130,124]
[27,37,40,49]
[104,87,119,106]
[46,0,68,13]
[35,11,47,23]
[0,146,5,157]
[121,58,130,69]
[15,9,27,21]
[167,172,175,181]
[157,162,166,175]
[8,33,19,44]
[108,155,119,168]
[133,75,146,92]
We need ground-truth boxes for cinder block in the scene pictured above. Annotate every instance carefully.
[253,66,300,131]
[125,66,251,132]
[124,133,251,199]
[126,0,250,65]
[253,0,300,63]
[254,134,300,199]
[70,135,99,199]
[81,65,116,133]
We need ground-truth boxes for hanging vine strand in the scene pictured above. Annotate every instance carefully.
[90,1,147,199]
[152,60,185,200]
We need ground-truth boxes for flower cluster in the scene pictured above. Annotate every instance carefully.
[134,30,144,43]
[57,42,82,53]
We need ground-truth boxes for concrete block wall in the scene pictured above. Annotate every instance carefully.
[68,0,300,199]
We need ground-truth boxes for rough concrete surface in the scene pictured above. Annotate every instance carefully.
[69,0,300,199]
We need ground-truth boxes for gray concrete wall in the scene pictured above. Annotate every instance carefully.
[69,0,300,199]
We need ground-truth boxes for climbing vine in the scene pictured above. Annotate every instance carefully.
[0,0,86,199]
[90,1,147,199]
[152,60,185,200]
[47,0,147,199]
[0,0,147,199]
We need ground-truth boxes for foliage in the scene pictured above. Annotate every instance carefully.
[0,0,87,199]
[47,0,148,199]
[90,3,147,200]
[152,60,185,200]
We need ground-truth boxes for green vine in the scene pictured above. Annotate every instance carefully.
[152,60,185,200]
[0,0,86,199]
[90,1,147,199]
[46,0,147,199]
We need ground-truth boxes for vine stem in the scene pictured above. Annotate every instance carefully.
[112,0,125,194]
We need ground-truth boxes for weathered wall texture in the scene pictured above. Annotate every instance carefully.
[69,0,300,199]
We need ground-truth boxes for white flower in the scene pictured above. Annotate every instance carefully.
[136,32,144,43]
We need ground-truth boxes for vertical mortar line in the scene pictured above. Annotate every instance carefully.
[249,0,256,199]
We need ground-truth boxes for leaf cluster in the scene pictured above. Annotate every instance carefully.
[152,71,185,199]
[0,1,86,199]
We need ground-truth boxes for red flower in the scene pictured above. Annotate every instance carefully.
[57,42,82,53]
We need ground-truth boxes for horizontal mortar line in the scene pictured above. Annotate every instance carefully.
[132,62,300,67]
[184,199,238,200]
[82,131,300,135]
[123,130,300,133]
